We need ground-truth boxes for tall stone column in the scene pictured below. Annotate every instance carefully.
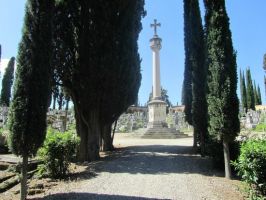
[151,36,162,99]
[143,19,185,139]
[147,19,167,129]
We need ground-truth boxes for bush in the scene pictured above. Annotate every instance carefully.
[0,128,9,153]
[37,128,80,179]
[254,123,266,132]
[233,139,266,197]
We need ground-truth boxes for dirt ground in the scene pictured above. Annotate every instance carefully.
[1,133,245,200]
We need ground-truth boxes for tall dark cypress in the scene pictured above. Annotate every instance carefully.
[257,85,262,105]
[184,0,207,154]
[53,0,145,161]
[0,44,1,65]
[0,57,15,106]
[253,80,259,106]
[8,0,53,199]
[246,68,255,110]
[205,0,240,179]
[182,0,193,126]
[0,45,1,77]
[240,70,247,112]
[265,76,266,101]
[263,54,266,71]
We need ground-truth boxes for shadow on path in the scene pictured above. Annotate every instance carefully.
[30,192,165,200]
[90,145,223,177]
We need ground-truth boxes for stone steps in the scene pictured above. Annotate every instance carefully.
[142,128,188,139]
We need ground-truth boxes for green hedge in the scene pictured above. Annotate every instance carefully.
[233,139,266,197]
[37,128,80,179]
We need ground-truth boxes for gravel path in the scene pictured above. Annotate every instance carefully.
[7,134,244,200]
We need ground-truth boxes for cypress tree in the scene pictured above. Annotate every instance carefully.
[246,68,255,110]
[240,70,247,112]
[204,0,240,179]
[8,0,53,199]
[53,0,145,160]
[0,45,1,77]
[0,57,15,106]
[257,85,262,105]
[263,53,266,71]
[253,80,259,106]
[182,0,193,126]
[184,0,208,154]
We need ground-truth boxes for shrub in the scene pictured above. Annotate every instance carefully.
[37,128,80,179]
[0,128,9,153]
[233,139,266,197]
[254,123,266,132]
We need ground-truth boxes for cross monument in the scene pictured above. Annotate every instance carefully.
[143,19,183,138]
[151,19,161,36]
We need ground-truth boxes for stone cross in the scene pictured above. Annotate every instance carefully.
[150,19,161,36]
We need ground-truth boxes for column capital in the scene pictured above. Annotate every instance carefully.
[150,37,162,51]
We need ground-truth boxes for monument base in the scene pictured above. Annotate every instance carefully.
[142,99,187,139]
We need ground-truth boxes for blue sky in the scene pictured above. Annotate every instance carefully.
[0,0,265,105]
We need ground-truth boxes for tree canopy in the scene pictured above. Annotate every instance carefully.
[0,57,15,107]
[240,70,247,112]
[52,0,145,161]
[182,0,193,126]
[246,68,255,110]
[205,0,239,179]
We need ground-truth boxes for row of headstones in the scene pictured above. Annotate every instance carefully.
[240,109,264,129]
[0,107,75,132]
[114,111,188,133]
[47,109,75,132]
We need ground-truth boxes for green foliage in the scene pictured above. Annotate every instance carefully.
[240,70,248,112]
[254,123,266,132]
[233,139,266,197]
[254,81,259,106]
[53,0,145,161]
[263,54,266,71]
[182,0,193,125]
[257,85,262,105]
[37,128,80,179]
[204,0,239,178]
[0,57,15,107]
[8,0,53,157]
[184,0,207,151]
[205,0,239,142]
[246,68,255,110]
[0,128,9,153]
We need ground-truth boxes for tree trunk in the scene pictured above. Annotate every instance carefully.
[52,93,56,110]
[73,96,100,162]
[58,98,62,110]
[111,120,118,144]
[20,154,28,200]
[223,139,231,179]
[193,129,197,148]
[65,98,70,111]
[200,131,205,157]
[74,106,88,162]
[102,123,114,151]
[86,111,100,161]
[62,110,68,132]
